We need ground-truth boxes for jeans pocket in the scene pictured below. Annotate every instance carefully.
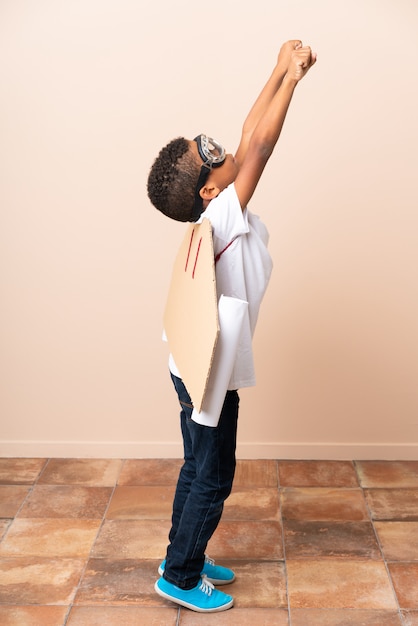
[171,373,194,410]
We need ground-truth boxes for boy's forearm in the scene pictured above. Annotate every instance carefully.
[235,64,287,166]
[248,74,298,159]
[233,45,316,211]
[242,61,288,138]
[241,45,316,163]
[235,41,302,165]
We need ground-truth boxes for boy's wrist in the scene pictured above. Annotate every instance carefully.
[282,73,299,89]
[273,59,288,81]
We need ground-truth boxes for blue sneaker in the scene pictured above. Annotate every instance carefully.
[155,575,233,612]
[158,555,235,586]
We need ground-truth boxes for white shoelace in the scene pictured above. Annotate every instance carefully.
[204,555,215,567]
[199,575,215,596]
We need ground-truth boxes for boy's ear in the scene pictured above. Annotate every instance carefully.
[199,183,220,201]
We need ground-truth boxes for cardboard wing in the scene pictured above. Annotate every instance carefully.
[163,218,219,412]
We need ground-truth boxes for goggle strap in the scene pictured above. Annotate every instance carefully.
[191,166,210,221]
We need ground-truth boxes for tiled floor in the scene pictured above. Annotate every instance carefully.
[1,458,418,625]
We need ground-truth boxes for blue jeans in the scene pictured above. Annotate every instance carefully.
[163,373,239,590]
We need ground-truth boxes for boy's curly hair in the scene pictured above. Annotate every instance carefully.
[147,137,201,222]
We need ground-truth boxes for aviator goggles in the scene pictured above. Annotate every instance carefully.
[192,134,226,221]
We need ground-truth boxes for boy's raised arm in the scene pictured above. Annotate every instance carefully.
[234,40,303,167]
[234,44,316,210]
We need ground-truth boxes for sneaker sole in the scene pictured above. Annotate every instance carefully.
[154,581,234,613]
[157,566,235,586]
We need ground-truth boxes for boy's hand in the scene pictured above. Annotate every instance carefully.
[277,40,303,69]
[286,46,317,82]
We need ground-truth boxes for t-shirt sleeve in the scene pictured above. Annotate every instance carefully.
[198,183,249,258]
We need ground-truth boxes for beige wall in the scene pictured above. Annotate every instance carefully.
[1,0,417,459]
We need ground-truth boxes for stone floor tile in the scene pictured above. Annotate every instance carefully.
[118,459,183,486]
[0,458,47,485]
[0,485,30,517]
[402,610,418,626]
[226,560,287,608]
[284,520,381,560]
[39,459,122,486]
[375,522,418,561]
[92,519,170,559]
[207,520,283,559]
[356,461,418,488]
[290,609,403,625]
[18,485,112,519]
[0,518,101,557]
[287,560,397,609]
[106,486,174,519]
[68,606,179,626]
[0,606,68,626]
[233,460,278,488]
[0,557,85,604]
[223,488,280,521]
[278,461,359,488]
[281,488,369,521]
[388,563,418,609]
[180,607,289,625]
[365,489,418,521]
[74,558,165,606]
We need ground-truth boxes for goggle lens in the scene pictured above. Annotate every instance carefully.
[194,134,226,168]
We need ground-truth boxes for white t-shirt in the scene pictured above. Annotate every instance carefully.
[169,183,273,389]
